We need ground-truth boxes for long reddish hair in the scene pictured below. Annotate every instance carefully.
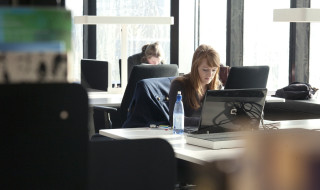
[177,44,220,109]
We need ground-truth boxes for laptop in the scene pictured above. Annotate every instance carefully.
[224,66,269,89]
[185,88,267,149]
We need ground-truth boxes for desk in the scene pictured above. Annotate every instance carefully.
[99,119,320,165]
[100,128,242,165]
[87,91,122,138]
[88,91,122,107]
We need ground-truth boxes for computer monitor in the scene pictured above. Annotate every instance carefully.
[81,59,108,91]
[224,66,269,89]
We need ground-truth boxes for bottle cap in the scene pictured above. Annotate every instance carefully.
[177,91,181,95]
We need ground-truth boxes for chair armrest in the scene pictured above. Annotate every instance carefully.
[93,106,118,129]
[93,105,118,113]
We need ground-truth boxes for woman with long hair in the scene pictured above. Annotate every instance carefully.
[127,42,164,78]
[169,44,221,127]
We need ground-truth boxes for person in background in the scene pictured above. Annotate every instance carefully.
[169,44,221,127]
[127,42,164,78]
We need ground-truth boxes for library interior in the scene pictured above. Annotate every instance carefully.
[1,0,320,189]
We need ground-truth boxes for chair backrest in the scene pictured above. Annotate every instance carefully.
[127,53,166,80]
[88,138,176,190]
[219,64,231,87]
[120,64,179,126]
[224,65,269,89]
[123,77,176,128]
[81,59,108,91]
[0,83,89,189]
[127,52,143,79]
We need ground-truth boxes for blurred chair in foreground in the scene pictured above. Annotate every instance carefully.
[88,138,176,190]
[0,83,89,189]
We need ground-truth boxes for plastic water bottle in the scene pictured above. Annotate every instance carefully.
[173,91,184,134]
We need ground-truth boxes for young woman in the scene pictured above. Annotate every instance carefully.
[140,41,164,65]
[127,42,164,78]
[169,44,221,127]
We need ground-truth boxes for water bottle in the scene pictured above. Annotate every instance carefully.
[173,91,184,134]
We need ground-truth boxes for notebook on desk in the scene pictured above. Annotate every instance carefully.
[185,88,267,149]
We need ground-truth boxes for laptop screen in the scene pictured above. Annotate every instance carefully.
[224,66,269,89]
[197,88,267,134]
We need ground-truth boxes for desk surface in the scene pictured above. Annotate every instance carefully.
[99,119,320,165]
[99,127,243,165]
[88,91,122,107]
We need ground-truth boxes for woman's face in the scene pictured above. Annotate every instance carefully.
[197,59,218,86]
[147,56,161,65]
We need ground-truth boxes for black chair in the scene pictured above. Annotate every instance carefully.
[96,64,179,129]
[127,52,143,79]
[224,65,270,89]
[81,59,108,91]
[0,83,89,189]
[88,138,176,190]
[127,53,166,80]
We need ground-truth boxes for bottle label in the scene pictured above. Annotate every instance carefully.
[173,113,184,134]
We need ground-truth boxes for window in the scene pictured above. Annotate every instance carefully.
[178,0,196,74]
[96,0,171,84]
[65,0,83,82]
[199,0,227,66]
[309,0,320,89]
[243,0,290,91]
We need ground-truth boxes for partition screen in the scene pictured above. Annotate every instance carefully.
[243,0,290,91]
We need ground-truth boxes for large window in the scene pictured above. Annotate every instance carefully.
[199,0,227,66]
[243,0,290,91]
[65,0,83,82]
[178,0,196,74]
[309,1,320,90]
[96,0,171,84]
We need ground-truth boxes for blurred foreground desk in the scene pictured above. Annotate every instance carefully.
[100,127,242,165]
[99,119,320,165]
[99,119,320,184]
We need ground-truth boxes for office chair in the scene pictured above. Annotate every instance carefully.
[224,65,270,89]
[127,52,143,80]
[0,83,89,189]
[88,138,176,190]
[123,77,176,128]
[219,64,231,87]
[96,64,179,129]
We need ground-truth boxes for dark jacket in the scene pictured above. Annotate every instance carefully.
[122,77,176,128]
